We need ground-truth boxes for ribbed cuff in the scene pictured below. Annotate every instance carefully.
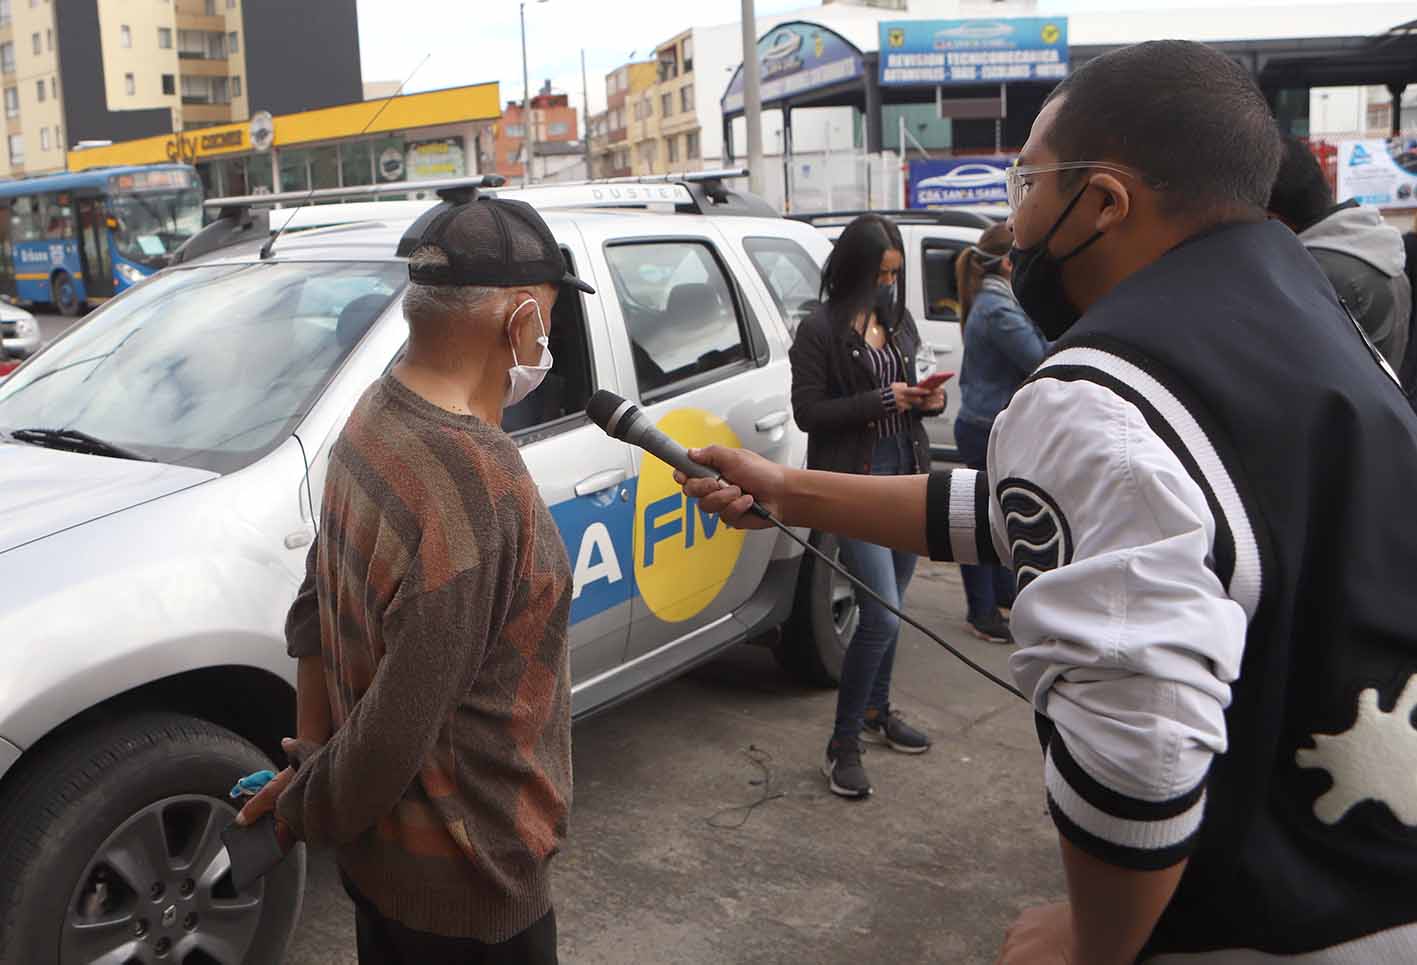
[925,469,998,565]
[1044,733,1206,870]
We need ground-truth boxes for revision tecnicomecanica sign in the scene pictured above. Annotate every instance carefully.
[879,18,1068,87]
[1337,139,1417,210]
[722,21,864,113]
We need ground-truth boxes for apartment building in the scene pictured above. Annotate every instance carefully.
[494,90,579,182]
[650,31,701,174]
[595,34,702,179]
[0,0,359,178]
[588,109,609,177]
[599,59,655,179]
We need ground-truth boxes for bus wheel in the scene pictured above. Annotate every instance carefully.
[52,272,84,317]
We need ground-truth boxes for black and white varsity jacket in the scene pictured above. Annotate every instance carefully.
[926,219,1417,960]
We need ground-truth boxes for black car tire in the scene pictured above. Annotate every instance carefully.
[52,271,84,317]
[0,712,305,965]
[776,531,860,687]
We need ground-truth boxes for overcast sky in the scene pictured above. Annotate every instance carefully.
[355,0,806,121]
[354,0,1405,123]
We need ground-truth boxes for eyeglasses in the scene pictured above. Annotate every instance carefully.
[1004,161,1143,211]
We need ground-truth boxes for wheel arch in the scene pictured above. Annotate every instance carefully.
[0,665,295,794]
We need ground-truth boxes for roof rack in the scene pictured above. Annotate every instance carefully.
[200,175,508,212]
[488,168,777,219]
[175,169,778,266]
[788,208,1004,230]
[173,175,508,265]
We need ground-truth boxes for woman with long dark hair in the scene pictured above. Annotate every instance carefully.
[953,222,1048,642]
[789,213,943,799]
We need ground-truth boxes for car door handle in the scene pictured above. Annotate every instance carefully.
[929,342,954,354]
[755,411,790,432]
[575,468,627,498]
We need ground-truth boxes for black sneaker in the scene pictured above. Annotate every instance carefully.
[822,738,872,799]
[862,708,932,754]
[967,611,1013,644]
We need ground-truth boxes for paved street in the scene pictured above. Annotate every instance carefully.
[286,562,1062,965]
[28,312,1063,963]
[32,310,73,347]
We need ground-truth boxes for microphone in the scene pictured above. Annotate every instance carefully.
[584,389,1026,702]
[586,390,770,518]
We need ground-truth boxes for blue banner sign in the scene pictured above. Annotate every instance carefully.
[909,157,1013,207]
[724,21,865,112]
[880,18,1069,87]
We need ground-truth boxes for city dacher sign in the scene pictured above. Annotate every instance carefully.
[67,82,500,173]
[723,21,865,112]
[165,127,248,165]
[880,18,1069,86]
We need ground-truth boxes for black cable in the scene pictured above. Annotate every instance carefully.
[755,511,1029,703]
[706,745,786,830]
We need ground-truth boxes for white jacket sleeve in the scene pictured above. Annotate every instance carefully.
[990,376,1249,870]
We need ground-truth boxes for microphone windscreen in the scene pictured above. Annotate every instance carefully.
[586,389,628,434]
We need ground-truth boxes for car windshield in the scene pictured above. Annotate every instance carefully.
[107,189,205,266]
[0,261,404,474]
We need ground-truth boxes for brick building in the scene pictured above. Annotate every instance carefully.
[494,90,578,183]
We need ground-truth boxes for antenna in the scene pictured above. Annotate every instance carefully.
[259,53,432,260]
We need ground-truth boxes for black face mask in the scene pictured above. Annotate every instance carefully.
[873,283,896,329]
[1010,184,1106,341]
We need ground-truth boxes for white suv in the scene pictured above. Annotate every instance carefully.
[0,173,860,964]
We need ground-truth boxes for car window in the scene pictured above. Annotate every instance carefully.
[604,240,752,401]
[743,236,821,335]
[501,258,598,440]
[922,240,967,322]
[0,261,403,474]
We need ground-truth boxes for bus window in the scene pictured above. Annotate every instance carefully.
[39,193,74,240]
[0,204,13,289]
[12,196,41,243]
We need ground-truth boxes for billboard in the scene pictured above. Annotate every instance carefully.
[723,21,864,112]
[1336,138,1417,209]
[880,18,1069,87]
[909,157,1012,207]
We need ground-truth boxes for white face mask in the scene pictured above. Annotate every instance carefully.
[505,297,553,407]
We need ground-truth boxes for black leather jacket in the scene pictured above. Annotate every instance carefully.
[788,303,938,475]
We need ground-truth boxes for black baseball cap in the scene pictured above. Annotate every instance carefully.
[404,196,595,294]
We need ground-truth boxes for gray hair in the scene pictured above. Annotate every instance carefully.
[402,247,504,333]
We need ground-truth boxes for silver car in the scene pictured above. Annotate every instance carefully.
[0,174,866,964]
[0,300,41,361]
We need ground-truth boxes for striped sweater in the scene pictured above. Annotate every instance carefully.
[278,373,573,941]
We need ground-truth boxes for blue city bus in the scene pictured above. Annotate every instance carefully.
[0,164,203,315]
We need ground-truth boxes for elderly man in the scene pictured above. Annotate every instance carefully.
[238,197,592,965]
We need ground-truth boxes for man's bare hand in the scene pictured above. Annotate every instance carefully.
[235,758,295,827]
[674,445,786,530]
[997,902,1076,965]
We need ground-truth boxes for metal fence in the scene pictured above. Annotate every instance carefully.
[733,149,906,214]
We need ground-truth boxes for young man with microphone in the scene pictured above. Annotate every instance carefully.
[675,41,1417,964]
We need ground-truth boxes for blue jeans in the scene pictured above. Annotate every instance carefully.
[832,434,919,745]
[953,418,1016,622]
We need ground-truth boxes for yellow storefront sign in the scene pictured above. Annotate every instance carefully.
[67,82,500,173]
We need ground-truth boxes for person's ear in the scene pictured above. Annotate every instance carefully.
[1089,172,1131,232]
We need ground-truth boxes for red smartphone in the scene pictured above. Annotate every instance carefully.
[918,371,955,391]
